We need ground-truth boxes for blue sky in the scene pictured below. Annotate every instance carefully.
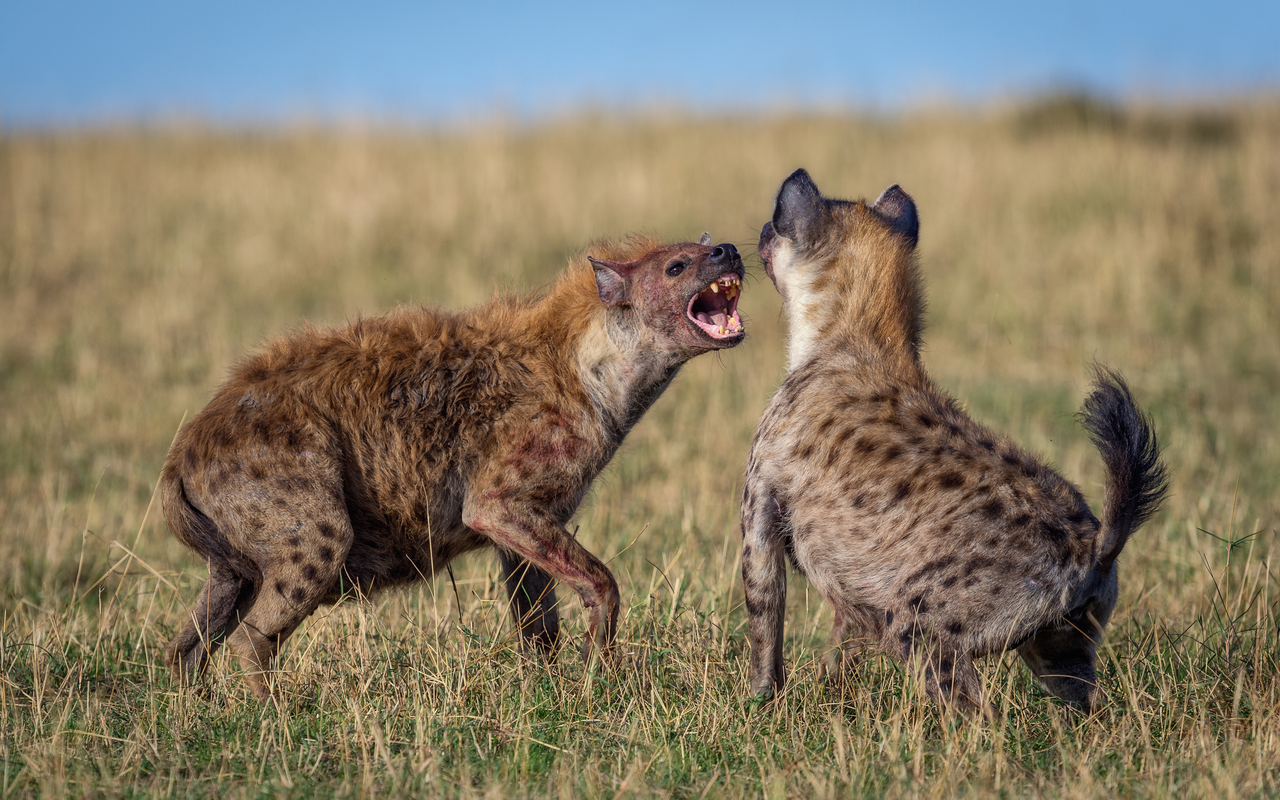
[3,1,1279,126]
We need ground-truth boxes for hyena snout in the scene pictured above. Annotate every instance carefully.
[756,222,778,283]
[708,243,739,267]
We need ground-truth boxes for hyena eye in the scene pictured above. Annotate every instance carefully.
[666,260,687,276]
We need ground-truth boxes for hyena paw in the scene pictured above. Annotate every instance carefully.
[750,674,779,699]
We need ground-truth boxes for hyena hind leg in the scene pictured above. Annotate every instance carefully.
[164,561,255,682]
[499,551,561,656]
[819,607,876,693]
[902,639,992,718]
[1017,622,1102,712]
[224,517,354,703]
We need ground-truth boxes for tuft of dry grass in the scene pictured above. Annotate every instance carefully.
[2,99,1279,797]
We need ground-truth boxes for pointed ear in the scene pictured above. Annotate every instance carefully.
[872,184,919,246]
[773,168,826,242]
[588,256,633,306]
[698,232,711,246]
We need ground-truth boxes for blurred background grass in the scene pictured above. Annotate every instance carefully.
[1,98,1278,796]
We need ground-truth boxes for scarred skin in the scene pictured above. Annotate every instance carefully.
[161,234,745,702]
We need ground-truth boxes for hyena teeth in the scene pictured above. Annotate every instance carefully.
[710,283,719,293]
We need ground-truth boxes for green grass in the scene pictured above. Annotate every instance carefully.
[2,99,1279,797]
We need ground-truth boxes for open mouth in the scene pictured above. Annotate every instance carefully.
[687,274,744,339]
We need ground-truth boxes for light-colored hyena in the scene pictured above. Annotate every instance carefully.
[741,169,1168,713]
[162,234,746,702]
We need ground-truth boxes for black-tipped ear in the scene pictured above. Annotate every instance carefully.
[872,184,918,246]
[772,168,826,242]
[698,232,711,246]
[588,256,630,306]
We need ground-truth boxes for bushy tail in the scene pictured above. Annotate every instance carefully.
[1078,365,1170,571]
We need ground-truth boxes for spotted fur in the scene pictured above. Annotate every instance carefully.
[742,169,1168,713]
[162,234,747,701]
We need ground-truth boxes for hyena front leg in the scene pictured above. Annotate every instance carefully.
[741,484,788,698]
[898,633,990,717]
[464,496,619,662]
[498,551,561,656]
[922,650,988,717]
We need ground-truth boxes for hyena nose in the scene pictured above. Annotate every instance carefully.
[708,243,740,265]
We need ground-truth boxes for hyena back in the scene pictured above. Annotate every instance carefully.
[742,169,1167,713]
[163,234,746,701]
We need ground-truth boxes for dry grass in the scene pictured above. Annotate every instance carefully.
[2,98,1279,797]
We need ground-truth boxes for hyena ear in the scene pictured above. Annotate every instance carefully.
[698,232,712,246]
[588,256,635,307]
[773,168,826,243]
[872,184,919,246]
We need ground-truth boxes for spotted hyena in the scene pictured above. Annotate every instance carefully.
[162,233,746,701]
[741,169,1167,713]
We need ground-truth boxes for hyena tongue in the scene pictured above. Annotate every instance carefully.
[687,275,743,338]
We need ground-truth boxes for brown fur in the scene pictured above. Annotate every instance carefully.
[162,234,747,701]
[742,169,1168,713]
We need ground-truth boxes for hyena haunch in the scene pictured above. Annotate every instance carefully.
[163,234,746,702]
[741,169,1168,713]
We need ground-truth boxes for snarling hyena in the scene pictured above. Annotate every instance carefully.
[741,169,1168,713]
[162,234,746,701]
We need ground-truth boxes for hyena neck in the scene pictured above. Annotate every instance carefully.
[575,312,682,440]
[780,272,828,372]
[783,238,924,373]
[538,265,683,442]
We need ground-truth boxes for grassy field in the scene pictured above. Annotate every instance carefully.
[2,97,1278,797]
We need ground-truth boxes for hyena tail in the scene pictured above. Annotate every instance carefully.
[1078,365,1170,571]
[160,463,256,580]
